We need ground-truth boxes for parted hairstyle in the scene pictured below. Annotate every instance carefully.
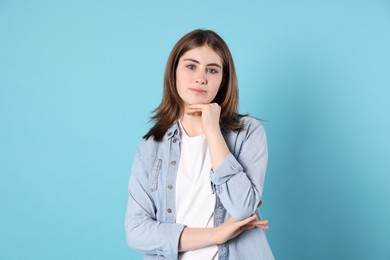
[143,29,244,141]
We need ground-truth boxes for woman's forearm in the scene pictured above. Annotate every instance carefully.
[178,227,216,252]
[178,215,264,252]
[206,129,230,171]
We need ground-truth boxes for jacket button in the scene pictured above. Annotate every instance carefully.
[167,184,173,190]
[167,208,172,213]
[173,139,177,143]
[170,160,176,165]
[167,132,172,136]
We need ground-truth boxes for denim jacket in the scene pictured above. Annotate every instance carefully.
[125,116,274,260]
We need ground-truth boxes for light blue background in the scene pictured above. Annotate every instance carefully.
[1,0,389,259]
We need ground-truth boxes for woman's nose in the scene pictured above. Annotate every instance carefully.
[194,71,207,85]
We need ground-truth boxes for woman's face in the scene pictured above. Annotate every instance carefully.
[175,45,223,106]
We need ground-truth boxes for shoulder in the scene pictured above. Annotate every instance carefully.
[137,122,179,156]
[240,116,263,129]
[223,116,266,144]
[137,136,160,157]
[239,116,266,138]
[223,116,267,156]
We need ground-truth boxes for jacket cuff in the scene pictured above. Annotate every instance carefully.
[210,153,243,193]
[156,223,186,258]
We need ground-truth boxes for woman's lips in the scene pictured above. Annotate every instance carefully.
[190,88,206,94]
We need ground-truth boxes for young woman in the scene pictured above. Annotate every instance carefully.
[125,29,274,260]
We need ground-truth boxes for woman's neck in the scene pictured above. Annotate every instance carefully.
[180,113,203,137]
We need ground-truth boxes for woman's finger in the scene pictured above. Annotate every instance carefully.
[245,218,269,229]
[186,104,207,109]
[238,215,257,226]
[185,107,201,111]
[185,107,202,116]
[185,106,202,111]
[250,220,269,225]
[243,223,269,230]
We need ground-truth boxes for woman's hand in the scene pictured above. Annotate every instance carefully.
[185,103,229,170]
[212,199,269,245]
[212,215,269,245]
[185,103,221,136]
[179,215,269,251]
[179,201,270,251]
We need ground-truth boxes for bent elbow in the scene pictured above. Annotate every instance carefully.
[229,207,256,221]
[124,219,158,255]
[125,220,147,251]
[125,222,137,249]
[227,197,261,220]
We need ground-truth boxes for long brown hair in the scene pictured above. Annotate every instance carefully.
[144,29,244,141]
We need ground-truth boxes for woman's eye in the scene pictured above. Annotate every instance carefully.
[186,64,195,70]
[207,68,218,74]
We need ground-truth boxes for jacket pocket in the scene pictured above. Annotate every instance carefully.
[149,158,162,192]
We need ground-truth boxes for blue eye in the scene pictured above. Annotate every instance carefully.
[186,64,195,70]
[207,68,218,74]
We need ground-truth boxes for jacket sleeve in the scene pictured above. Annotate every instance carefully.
[125,145,185,259]
[210,120,268,221]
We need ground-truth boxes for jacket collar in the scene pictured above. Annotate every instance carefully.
[165,121,181,141]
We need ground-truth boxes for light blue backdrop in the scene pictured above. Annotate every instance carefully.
[1,0,389,259]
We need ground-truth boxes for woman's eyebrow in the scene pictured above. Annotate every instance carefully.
[183,58,222,69]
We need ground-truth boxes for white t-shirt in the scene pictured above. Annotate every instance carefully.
[175,123,218,260]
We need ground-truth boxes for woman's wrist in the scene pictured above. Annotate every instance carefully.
[210,226,223,245]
